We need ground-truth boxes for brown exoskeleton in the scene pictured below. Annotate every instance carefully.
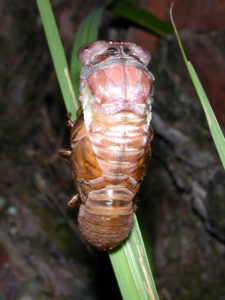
[59,40,154,250]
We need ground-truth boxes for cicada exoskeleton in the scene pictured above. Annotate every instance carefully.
[60,40,154,250]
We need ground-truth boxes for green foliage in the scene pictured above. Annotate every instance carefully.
[109,0,173,36]
[109,215,159,300]
[170,5,225,169]
[36,0,79,120]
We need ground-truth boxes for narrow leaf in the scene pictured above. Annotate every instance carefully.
[109,215,159,300]
[36,0,78,120]
[109,0,173,36]
[37,2,160,299]
[170,4,225,169]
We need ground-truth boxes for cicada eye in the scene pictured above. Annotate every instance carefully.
[107,47,119,55]
[78,42,91,61]
[123,47,131,55]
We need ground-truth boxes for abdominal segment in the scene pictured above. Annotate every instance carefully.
[71,113,152,250]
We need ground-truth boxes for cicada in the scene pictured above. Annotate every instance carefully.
[59,40,154,250]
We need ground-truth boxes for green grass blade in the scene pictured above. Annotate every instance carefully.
[36,0,78,120]
[170,4,225,170]
[109,0,173,36]
[37,2,159,299]
[109,215,159,300]
[70,7,104,99]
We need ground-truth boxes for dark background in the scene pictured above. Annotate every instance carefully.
[0,0,225,299]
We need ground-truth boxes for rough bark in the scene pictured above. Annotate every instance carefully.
[0,1,224,299]
[141,34,225,299]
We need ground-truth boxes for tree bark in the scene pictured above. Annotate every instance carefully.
[0,1,224,299]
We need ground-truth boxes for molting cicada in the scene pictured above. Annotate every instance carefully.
[59,40,154,250]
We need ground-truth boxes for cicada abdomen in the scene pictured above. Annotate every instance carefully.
[60,40,154,250]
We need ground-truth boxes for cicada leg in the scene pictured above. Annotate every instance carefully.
[133,196,140,212]
[65,112,76,129]
[66,109,83,130]
[67,194,80,207]
[66,119,75,129]
[149,124,154,142]
[58,148,71,163]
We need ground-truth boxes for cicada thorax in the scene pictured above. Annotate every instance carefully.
[69,41,154,250]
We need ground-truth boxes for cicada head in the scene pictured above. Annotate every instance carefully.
[78,40,154,118]
[78,40,151,66]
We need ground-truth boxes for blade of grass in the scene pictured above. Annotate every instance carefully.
[36,0,78,120]
[170,4,225,170]
[109,0,173,36]
[109,215,159,300]
[70,7,104,99]
[37,1,160,299]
